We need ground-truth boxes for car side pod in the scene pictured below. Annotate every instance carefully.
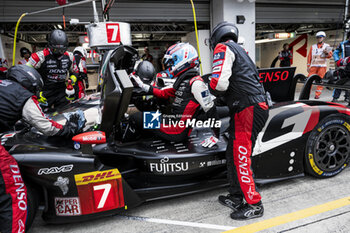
[72,131,106,144]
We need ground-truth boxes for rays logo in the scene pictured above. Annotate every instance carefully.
[143,110,161,129]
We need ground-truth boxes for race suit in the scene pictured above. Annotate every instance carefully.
[333,40,350,100]
[18,58,29,65]
[209,41,269,205]
[150,69,219,142]
[0,58,8,73]
[73,52,88,99]
[278,50,292,67]
[0,79,64,233]
[28,48,79,108]
[307,42,333,98]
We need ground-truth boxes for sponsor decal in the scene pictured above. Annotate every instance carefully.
[308,153,323,175]
[344,122,350,132]
[213,52,225,61]
[212,66,222,73]
[54,176,70,195]
[55,197,81,216]
[143,110,161,129]
[38,164,73,175]
[237,146,251,184]
[2,133,15,138]
[247,186,255,200]
[74,169,121,186]
[74,169,124,214]
[149,157,189,174]
[212,60,223,67]
[82,135,102,141]
[207,159,226,167]
[259,70,290,83]
[18,219,25,233]
[9,165,27,211]
[212,74,219,78]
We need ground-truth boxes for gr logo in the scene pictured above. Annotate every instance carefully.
[143,110,161,129]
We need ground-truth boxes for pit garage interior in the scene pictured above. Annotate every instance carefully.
[1,0,350,233]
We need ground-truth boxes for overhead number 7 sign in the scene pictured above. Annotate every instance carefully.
[106,23,121,43]
[74,168,124,215]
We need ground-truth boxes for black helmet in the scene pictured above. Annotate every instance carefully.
[48,29,68,56]
[6,65,43,94]
[135,60,155,84]
[210,21,239,50]
[20,47,31,57]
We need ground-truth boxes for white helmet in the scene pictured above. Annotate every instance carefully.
[316,31,326,38]
[73,46,87,57]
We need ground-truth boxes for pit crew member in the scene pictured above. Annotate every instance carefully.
[72,46,89,99]
[27,29,79,109]
[307,31,333,99]
[208,21,270,220]
[0,65,83,233]
[18,47,31,65]
[131,43,220,144]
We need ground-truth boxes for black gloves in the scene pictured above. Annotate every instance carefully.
[57,113,85,138]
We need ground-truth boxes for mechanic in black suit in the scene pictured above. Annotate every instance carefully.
[0,65,82,233]
[208,22,270,220]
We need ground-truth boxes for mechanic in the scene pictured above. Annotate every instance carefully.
[131,43,220,144]
[307,31,333,99]
[18,47,31,65]
[72,46,89,100]
[0,65,83,233]
[332,31,350,103]
[208,21,270,220]
[278,43,292,67]
[27,29,79,109]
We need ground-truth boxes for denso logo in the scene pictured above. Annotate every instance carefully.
[10,165,27,211]
[237,146,251,184]
[38,164,73,175]
[259,71,289,83]
[81,171,117,182]
[149,157,189,174]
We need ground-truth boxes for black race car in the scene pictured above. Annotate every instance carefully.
[2,46,350,229]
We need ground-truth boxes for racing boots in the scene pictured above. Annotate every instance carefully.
[218,194,243,210]
[230,201,264,220]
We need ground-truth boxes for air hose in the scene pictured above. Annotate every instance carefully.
[190,0,203,75]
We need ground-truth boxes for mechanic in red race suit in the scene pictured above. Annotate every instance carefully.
[72,46,89,100]
[208,22,270,220]
[131,43,220,144]
[0,65,84,233]
[27,29,79,109]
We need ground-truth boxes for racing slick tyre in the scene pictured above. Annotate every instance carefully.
[26,183,39,231]
[305,114,350,178]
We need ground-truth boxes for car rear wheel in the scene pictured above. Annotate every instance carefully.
[305,114,350,178]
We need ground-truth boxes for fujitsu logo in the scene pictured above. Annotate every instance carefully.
[149,157,189,174]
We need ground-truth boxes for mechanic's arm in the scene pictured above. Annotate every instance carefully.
[22,96,81,137]
[130,73,175,99]
[209,43,235,97]
[191,79,220,139]
[28,51,45,69]
[333,44,342,62]
[307,47,312,72]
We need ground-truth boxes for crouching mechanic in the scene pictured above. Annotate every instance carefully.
[131,43,220,144]
[0,65,83,233]
[209,22,270,220]
[27,29,79,109]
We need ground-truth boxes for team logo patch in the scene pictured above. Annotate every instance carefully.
[54,176,70,195]
[213,66,222,73]
[55,197,81,216]
[212,60,223,67]
[213,52,225,61]
[143,110,162,129]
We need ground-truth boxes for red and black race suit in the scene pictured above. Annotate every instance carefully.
[29,48,78,108]
[151,69,204,142]
[210,41,269,204]
[0,145,27,233]
[73,53,88,99]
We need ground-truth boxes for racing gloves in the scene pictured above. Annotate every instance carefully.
[37,91,47,105]
[130,74,150,92]
[57,113,85,138]
[201,136,219,148]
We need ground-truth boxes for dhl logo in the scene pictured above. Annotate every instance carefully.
[74,168,121,186]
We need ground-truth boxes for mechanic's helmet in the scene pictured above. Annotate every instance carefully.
[316,31,326,38]
[48,29,68,56]
[6,65,44,94]
[73,46,87,57]
[210,21,239,50]
[20,47,31,58]
[163,43,199,79]
[135,60,156,84]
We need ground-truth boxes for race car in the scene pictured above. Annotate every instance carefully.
[2,46,350,229]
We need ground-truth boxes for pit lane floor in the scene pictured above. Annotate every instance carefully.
[31,87,350,233]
